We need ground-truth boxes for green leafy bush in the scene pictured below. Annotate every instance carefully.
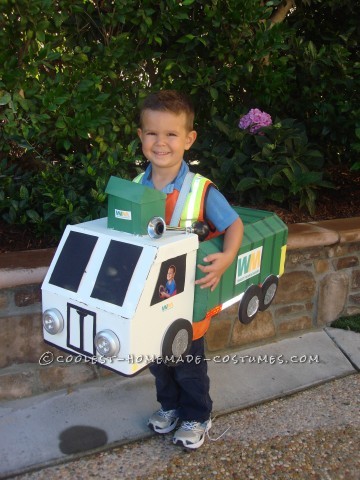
[0,143,142,237]
[0,0,357,239]
[193,111,332,214]
[276,1,360,170]
[331,315,360,334]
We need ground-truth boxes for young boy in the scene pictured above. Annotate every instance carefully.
[159,265,177,299]
[136,90,243,449]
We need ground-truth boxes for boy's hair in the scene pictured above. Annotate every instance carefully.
[139,90,195,131]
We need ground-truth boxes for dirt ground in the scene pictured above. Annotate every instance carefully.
[0,165,359,254]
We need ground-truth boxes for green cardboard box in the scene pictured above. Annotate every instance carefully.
[105,176,166,235]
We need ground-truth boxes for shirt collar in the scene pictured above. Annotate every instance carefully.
[142,160,189,194]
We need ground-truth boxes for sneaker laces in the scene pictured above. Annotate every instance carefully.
[206,415,231,442]
[158,408,178,419]
[180,420,201,431]
[179,418,230,441]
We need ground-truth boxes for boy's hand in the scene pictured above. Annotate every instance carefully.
[195,217,244,292]
[195,252,233,292]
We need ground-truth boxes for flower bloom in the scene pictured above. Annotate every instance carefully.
[239,108,272,134]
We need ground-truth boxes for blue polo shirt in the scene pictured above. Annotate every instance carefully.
[140,161,239,232]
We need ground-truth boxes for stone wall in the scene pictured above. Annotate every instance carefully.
[1,218,359,401]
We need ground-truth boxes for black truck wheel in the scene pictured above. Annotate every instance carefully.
[238,285,262,324]
[259,275,279,311]
[161,319,193,365]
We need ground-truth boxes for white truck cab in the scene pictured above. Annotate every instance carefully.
[42,216,199,376]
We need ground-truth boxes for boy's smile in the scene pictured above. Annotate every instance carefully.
[137,110,197,174]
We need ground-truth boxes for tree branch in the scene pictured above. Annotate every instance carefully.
[270,0,296,26]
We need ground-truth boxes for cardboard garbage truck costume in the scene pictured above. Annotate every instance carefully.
[42,177,288,376]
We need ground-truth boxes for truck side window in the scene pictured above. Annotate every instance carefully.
[91,240,143,307]
[151,254,187,306]
[49,231,98,292]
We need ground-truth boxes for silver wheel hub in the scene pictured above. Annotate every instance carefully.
[264,284,277,305]
[172,329,189,357]
[247,296,259,317]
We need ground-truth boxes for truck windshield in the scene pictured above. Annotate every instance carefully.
[91,240,143,307]
[49,231,98,292]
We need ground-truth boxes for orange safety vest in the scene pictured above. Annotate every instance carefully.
[133,172,221,240]
[133,172,222,339]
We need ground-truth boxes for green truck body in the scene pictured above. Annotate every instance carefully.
[194,207,287,323]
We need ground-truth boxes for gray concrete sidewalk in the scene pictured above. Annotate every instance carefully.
[1,328,359,479]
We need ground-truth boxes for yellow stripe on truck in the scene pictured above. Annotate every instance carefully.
[279,245,287,276]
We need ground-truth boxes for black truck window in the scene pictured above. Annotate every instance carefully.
[49,231,98,292]
[91,240,143,307]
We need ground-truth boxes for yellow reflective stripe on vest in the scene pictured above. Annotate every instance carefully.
[133,173,144,183]
[133,172,210,227]
[180,174,209,227]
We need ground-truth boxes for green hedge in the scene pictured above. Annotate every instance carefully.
[0,0,358,238]
[331,315,360,334]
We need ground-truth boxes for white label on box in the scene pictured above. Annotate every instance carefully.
[115,209,132,220]
[236,246,263,284]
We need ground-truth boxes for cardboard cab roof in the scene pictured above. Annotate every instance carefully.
[105,176,166,204]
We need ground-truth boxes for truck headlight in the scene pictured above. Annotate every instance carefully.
[43,309,64,335]
[95,330,120,357]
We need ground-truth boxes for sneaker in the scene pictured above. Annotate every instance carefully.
[148,408,179,434]
[173,418,212,449]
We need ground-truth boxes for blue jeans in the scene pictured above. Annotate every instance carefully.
[149,337,212,423]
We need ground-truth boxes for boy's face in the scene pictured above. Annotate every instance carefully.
[137,110,197,171]
[167,267,175,281]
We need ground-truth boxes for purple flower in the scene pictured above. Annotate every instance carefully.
[239,108,272,134]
